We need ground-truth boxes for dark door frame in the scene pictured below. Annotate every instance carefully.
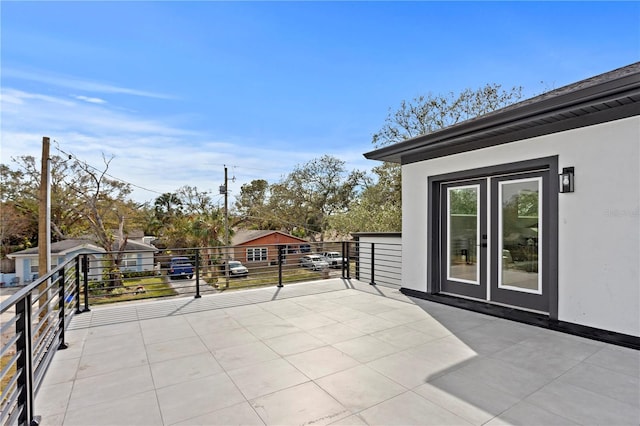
[427,156,559,320]
[439,179,488,300]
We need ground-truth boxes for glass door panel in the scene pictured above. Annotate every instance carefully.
[498,178,542,293]
[447,185,480,284]
[440,180,486,300]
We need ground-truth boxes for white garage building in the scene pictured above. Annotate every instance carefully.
[365,63,639,347]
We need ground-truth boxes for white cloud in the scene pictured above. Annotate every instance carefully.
[3,68,175,100]
[74,95,107,104]
[1,87,375,204]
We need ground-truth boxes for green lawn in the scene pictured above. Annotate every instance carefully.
[89,276,177,305]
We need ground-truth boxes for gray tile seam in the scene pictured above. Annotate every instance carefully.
[67,280,384,329]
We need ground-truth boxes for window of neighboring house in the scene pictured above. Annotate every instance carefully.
[246,247,268,262]
[30,258,59,274]
[122,254,137,268]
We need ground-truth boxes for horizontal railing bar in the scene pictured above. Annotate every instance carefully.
[0,257,75,314]
[0,332,21,358]
[3,392,23,426]
[0,312,19,335]
[0,387,21,425]
[0,352,20,391]
[34,340,59,393]
[32,320,59,363]
[31,307,54,338]
[32,324,58,366]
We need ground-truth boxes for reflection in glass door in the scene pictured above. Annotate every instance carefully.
[447,185,480,284]
[440,180,486,300]
[491,171,549,313]
[498,178,542,294]
[436,162,554,315]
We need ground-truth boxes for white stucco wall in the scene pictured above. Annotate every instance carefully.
[402,116,639,336]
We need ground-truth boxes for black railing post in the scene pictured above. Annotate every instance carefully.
[194,250,201,299]
[16,294,35,426]
[277,245,284,288]
[345,241,351,279]
[355,241,360,281]
[341,241,346,279]
[58,270,68,350]
[74,255,82,314]
[370,243,376,286]
[82,254,90,312]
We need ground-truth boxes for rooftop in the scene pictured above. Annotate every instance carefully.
[365,61,640,164]
[35,279,639,425]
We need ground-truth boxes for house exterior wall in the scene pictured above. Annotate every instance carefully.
[120,252,154,273]
[9,248,156,284]
[233,234,309,266]
[402,116,639,336]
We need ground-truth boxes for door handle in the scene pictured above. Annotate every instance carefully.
[480,243,487,248]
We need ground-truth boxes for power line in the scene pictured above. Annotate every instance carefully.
[53,140,165,195]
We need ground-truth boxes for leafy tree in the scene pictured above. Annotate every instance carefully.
[372,84,524,148]
[1,163,38,252]
[152,186,226,249]
[268,155,365,240]
[1,153,143,287]
[176,185,213,216]
[154,192,182,223]
[0,202,36,256]
[450,188,478,216]
[137,201,163,237]
[329,166,401,233]
[69,155,138,286]
[367,84,524,231]
[1,156,84,242]
[233,179,280,230]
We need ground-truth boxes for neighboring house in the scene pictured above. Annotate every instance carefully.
[7,238,158,284]
[364,63,639,344]
[231,230,310,266]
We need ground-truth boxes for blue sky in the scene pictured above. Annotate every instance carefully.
[2,1,638,204]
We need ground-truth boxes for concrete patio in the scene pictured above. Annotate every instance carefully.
[35,278,639,425]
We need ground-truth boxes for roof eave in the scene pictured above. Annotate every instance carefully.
[364,64,640,164]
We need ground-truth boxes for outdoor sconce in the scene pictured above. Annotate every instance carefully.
[559,167,574,193]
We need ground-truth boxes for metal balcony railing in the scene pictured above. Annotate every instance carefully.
[1,257,80,426]
[0,240,401,425]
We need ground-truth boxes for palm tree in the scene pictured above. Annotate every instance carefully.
[154,193,182,222]
[188,209,227,281]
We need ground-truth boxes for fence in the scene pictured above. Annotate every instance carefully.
[1,257,79,426]
[0,240,401,425]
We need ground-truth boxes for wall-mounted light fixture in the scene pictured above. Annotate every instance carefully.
[559,167,575,193]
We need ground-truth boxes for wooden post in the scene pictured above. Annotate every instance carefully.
[38,137,50,307]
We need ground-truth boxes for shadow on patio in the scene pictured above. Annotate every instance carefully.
[34,278,639,425]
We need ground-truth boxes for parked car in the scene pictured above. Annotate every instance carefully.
[169,257,194,279]
[299,254,329,271]
[299,244,311,253]
[321,251,347,268]
[227,260,249,277]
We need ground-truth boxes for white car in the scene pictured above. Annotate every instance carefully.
[322,252,347,268]
[227,260,249,277]
[299,255,329,271]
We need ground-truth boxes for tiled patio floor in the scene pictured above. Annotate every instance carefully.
[35,278,639,425]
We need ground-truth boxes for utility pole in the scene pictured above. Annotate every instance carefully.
[220,166,230,289]
[38,137,51,308]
